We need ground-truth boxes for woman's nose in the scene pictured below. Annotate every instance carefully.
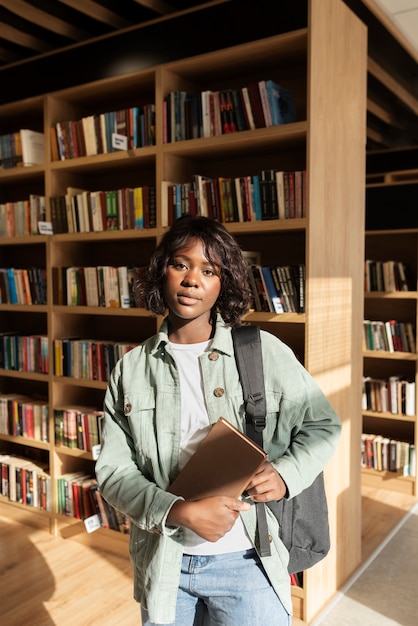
[182,270,199,286]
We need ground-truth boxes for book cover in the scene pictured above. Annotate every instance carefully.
[262,266,285,314]
[20,129,45,166]
[168,417,267,500]
[246,82,266,128]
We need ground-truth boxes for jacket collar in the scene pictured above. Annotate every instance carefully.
[150,313,235,357]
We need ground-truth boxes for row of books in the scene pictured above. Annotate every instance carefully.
[0,334,49,374]
[54,265,142,309]
[54,407,103,452]
[0,453,51,510]
[361,434,416,476]
[362,319,416,353]
[56,472,130,533]
[50,185,157,234]
[0,393,49,440]
[364,259,410,292]
[163,169,306,227]
[249,264,305,314]
[362,376,416,416]
[163,80,296,143]
[0,129,45,169]
[51,104,156,161]
[54,338,137,381]
[0,267,47,305]
[0,195,46,237]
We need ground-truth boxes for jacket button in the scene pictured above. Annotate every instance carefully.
[208,351,219,361]
[214,387,224,397]
[124,404,132,414]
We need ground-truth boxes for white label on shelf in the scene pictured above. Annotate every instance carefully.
[84,514,101,533]
[112,133,128,150]
[38,221,53,235]
[92,443,101,461]
[121,295,131,308]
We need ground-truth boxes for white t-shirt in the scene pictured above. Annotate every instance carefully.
[169,340,253,555]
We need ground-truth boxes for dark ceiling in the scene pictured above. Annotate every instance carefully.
[0,0,209,69]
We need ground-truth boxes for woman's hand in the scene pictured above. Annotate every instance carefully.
[244,461,287,502]
[166,496,251,542]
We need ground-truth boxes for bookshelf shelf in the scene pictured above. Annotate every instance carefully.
[0,368,49,381]
[244,311,306,324]
[51,305,154,317]
[363,350,418,361]
[0,1,366,622]
[54,446,95,461]
[0,434,51,450]
[162,121,308,157]
[50,147,157,171]
[363,150,418,498]
[362,410,416,423]
[365,292,418,300]
[52,376,108,390]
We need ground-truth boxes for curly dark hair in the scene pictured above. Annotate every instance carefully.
[137,215,252,326]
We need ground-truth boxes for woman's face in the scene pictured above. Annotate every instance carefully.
[163,238,221,324]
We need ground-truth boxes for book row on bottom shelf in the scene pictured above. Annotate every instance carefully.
[0,452,51,509]
[0,452,129,534]
[361,433,416,476]
[57,472,129,533]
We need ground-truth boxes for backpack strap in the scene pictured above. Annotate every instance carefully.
[232,325,271,557]
[231,325,266,448]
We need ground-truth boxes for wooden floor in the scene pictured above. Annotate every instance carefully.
[0,487,416,626]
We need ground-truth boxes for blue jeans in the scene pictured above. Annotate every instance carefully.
[141,548,291,626]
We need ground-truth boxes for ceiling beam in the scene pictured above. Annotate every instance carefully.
[57,0,133,28]
[132,0,176,14]
[0,1,91,40]
[0,22,52,52]
[367,97,393,125]
[368,57,418,117]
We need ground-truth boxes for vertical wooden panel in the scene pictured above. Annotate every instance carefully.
[304,0,367,621]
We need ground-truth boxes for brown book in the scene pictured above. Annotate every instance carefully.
[168,417,267,501]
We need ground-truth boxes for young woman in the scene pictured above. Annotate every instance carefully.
[95,215,341,626]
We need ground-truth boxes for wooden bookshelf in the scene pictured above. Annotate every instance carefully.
[0,0,367,622]
[363,148,418,497]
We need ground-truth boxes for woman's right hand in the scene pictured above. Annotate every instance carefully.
[166,496,251,542]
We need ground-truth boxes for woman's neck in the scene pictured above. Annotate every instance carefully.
[167,316,215,344]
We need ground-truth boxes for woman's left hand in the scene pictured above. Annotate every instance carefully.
[245,461,287,502]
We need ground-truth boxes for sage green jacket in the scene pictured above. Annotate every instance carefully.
[95,315,341,624]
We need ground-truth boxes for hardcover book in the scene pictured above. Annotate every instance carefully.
[168,417,267,500]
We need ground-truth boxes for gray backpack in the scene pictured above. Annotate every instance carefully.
[232,325,330,574]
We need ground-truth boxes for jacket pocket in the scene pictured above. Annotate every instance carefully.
[123,391,157,462]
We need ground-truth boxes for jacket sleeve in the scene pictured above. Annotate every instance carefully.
[260,332,342,498]
[95,357,182,533]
